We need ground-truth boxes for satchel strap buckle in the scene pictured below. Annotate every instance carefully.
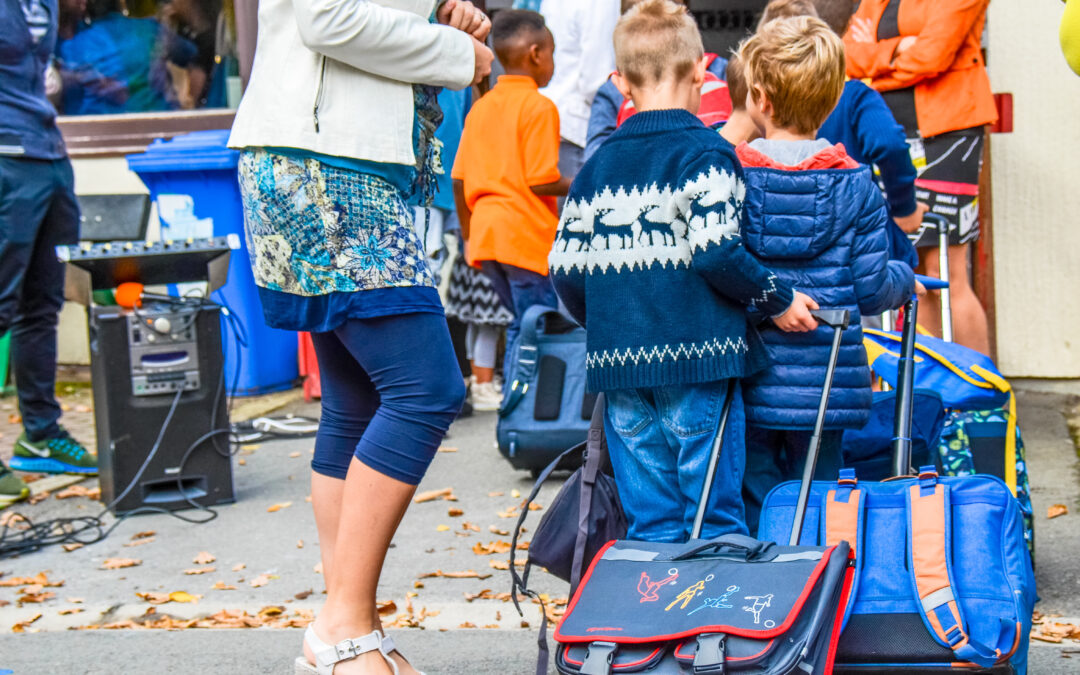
[580,641,617,675]
[693,633,727,673]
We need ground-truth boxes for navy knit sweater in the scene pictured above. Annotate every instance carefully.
[549,109,794,393]
[819,80,916,219]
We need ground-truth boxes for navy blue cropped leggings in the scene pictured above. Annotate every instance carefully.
[310,313,467,485]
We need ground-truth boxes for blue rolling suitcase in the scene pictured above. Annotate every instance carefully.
[759,294,1036,674]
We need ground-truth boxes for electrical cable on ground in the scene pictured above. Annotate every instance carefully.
[0,295,317,559]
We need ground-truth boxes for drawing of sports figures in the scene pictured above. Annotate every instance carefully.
[743,594,774,625]
[637,570,679,603]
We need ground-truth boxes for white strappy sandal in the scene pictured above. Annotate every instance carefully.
[295,627,398,675]
[379,633,426,675]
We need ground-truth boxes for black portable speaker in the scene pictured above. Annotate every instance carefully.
[89,303,233,515]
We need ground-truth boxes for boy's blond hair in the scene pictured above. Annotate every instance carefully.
[621,0,685,14]
[740,16,844,135]
[756,0,818,31]
[614,0,703,88]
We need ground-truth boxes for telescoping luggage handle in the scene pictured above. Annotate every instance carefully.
[923,213,954,342]
[689,309,850,546]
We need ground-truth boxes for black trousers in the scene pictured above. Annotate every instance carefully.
[0,156,79,441]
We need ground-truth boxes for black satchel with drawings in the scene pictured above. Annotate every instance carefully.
[510,393,628,674]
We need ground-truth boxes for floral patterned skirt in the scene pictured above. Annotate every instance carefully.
[239,149,436,297]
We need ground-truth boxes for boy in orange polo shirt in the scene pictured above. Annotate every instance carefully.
[452,9,570,375]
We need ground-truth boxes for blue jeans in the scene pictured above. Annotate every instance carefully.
[0,157,79,442]
[604,380,747,543]
[742,426,844,536]
[310,312,467,485]
[478,261,557,374]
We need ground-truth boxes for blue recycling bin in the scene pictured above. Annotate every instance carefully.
[127,130,298,396]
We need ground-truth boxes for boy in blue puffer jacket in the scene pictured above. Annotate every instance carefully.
[550,0,819,543]
[735,16,918,533]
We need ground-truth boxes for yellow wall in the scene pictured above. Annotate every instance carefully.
[988,2,1080,379]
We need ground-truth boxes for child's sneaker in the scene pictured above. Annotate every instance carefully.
[10,429,97,475]
[471,381,503,412]
[0,461,29,507]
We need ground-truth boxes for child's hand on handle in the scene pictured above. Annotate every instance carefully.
[914,279,928,298]
[774,292,820,332]
[439,0,492,41]
[893,202,929,234]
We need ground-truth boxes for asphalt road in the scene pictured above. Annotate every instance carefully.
[1,390,1078,673]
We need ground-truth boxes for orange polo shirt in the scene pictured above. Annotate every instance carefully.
[452,75,561,275]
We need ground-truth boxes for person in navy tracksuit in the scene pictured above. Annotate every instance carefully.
[0,0,96,507]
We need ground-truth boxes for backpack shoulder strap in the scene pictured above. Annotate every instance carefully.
[905,466,1014,668]
[500,304,560,418]
[821,468,863,629]
[570,393,607,589]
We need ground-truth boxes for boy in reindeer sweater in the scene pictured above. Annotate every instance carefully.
[548,0,818,543]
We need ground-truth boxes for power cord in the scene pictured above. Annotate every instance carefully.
[0,295,318,559]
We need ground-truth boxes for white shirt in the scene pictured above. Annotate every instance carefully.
[538,0,621,148]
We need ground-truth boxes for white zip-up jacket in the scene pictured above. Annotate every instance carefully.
[228,0,475,166]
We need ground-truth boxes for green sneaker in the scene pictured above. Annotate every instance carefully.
[10,429,98,475]
[0,461,30,508]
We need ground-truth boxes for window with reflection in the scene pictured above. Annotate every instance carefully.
[52,0,241,115]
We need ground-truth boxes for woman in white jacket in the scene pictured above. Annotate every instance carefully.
[229,2,492,673]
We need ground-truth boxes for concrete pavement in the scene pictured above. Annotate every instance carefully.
[0,388,1078,673]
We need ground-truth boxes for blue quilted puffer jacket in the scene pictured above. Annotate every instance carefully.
[736,142,915,430]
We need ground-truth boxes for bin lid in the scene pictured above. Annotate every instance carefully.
[127,129,239,174]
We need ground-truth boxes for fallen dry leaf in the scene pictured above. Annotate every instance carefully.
[124,537,155,548]
[132,531,156,540]
[259,605,285,617]
[136,592,172,605]
[459,621,477,629]
[237,458,246,466]
[297,539,304,549]
[67,598,84,604]
[249,574,272,588]
[438,446,458,453]
[58,608,84,615]
[377,600,398,616]
[1032,633,1063,644]
[168,591,200,603]
[488,559,526,571]
[448,508,464,517]
[62,543,84,552]
[231,563,245,572]
[184,567,216,576]
[528,502,543,511]
[511,489,521,499]
[193,551,216,565]
[472,541,513,555]
[267,502,292,513]
[436,525,450,532]
[212,582,237,591]
[295,589,313,601]
[497,506,519,519]
[8,413,22,425]
[17,591,55,605]
[462,521,481,532]
[11,613,41,632]
[488,491,504,498]
[101,558,141,570]
[54,485,101,500]
[414,487,457,504]
[0,572,62,588]
[313,562,323,575]
[417,569,493,580]
[289,451,301,458]
[1049,504,1069,519]
[490,526,510,536]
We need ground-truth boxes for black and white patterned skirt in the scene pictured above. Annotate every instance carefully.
[444,254,513,326]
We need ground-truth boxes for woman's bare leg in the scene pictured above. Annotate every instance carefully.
[304,458,416,674]
[917,243,991,355]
